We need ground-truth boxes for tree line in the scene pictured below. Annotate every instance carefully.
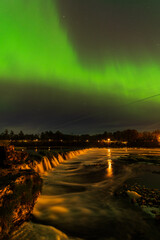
[0,129,159,143]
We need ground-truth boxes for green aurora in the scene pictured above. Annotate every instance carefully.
[0,0,160,101]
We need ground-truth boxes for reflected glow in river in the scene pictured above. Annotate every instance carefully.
[106,159,113,177]
[11,148,160,240]
[106,149,113,177]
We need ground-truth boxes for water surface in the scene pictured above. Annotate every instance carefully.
[11,148,160,240]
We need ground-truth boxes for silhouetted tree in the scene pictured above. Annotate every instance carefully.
[18,131,24,140]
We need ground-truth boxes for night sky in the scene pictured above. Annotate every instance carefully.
[0,0,160,133]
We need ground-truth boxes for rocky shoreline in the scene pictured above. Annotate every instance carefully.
[116,183,160,220]
[0,169,42,239]
[115,153,160,221]
[0,146,42,239]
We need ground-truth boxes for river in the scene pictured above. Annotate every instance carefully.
[11,148,160,240]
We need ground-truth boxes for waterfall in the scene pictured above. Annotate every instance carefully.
[23,149,89,174]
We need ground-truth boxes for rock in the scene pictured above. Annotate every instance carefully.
[0,170,42,239]
[0,145,28,168]
[148,202,153,206]
[119,184,160,220]
[141,199,146,205]
[126,190,141,201]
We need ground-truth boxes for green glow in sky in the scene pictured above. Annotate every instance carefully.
[0,0,160,102]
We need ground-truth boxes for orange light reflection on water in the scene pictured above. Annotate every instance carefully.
[106,149,113,177]
[107,148,111,158]
[107,159,113,177]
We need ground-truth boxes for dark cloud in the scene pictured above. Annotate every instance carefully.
[0,81,160,133]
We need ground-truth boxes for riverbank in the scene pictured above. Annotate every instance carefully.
[116,183,160,219]
[0,169,42,239]
[115,153,160,220]
[0,146,90,239]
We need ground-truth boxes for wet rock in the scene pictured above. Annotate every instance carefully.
[116,183,160,219]
[0,170,42,239]
[126,190,141,201]
[0,145,28,168]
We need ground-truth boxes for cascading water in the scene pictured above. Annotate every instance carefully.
[24,149,90,174]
